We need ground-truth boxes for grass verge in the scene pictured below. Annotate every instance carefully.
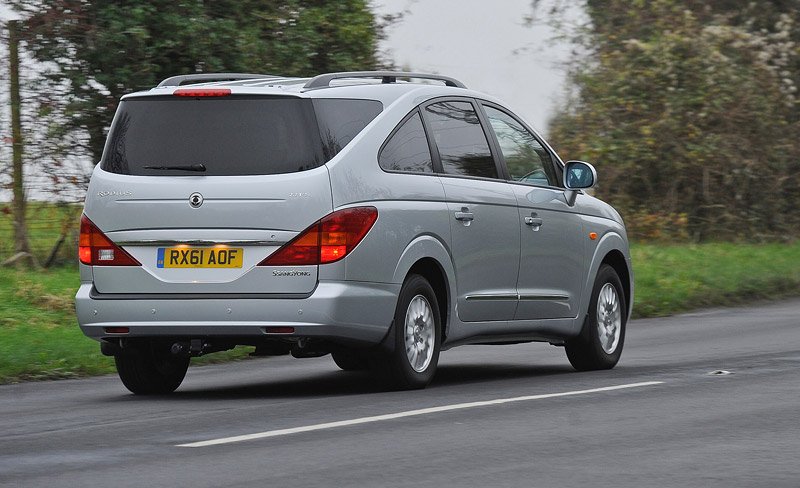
[1,241,799,383]
[0,267,251,383]
[631,242,800,317]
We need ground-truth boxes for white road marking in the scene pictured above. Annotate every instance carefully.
[177,381,664,448]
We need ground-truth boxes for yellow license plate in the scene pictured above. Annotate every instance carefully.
[157,247,243,268]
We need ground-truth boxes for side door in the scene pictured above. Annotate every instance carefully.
[421,98,520,322]
[481,103,585,320]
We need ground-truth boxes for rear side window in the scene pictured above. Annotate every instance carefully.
[101,96,381,176]
[379,112,433,173]
[423,100,497,179]
[314,99,383,160]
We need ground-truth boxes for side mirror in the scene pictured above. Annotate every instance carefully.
[563,160,597,190]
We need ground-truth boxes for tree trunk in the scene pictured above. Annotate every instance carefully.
[8,20,36,268]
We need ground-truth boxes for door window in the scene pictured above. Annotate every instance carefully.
[483,106,557,187]
[424,101,498,179]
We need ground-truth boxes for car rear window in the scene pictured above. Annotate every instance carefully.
[101,96,382,176]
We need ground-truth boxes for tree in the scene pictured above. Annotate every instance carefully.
[6,20,37,267]
[535,0,800,241]
[11,0,387,164]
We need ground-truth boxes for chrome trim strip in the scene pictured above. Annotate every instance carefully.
[464,293,569,302]
[518,294,569,301]
[116,198,286,203]
[115,239,283,247]
[464,294,518,301]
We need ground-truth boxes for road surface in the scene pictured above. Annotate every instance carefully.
[2,299,799,487]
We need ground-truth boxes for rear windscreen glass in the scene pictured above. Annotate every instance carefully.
[102,97,327,176]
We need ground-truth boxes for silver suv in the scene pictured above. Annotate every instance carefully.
[76,71,633,394]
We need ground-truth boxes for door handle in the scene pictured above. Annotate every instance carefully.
[454,207,474,222]
[524,212,543,230]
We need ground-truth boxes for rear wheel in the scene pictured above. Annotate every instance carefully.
[331,350,370,371]
[380,274,441,390]
[114,341,189,395]
[565,264,626,371]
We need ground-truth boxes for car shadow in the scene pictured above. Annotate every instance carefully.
[109,362,576,401]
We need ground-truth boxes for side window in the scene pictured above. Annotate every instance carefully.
[423,100,498,179]
[314,99,383,160]
[379,112,433,173]
[483,105,557,187]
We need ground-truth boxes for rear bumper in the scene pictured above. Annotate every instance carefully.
[75,280,400,346]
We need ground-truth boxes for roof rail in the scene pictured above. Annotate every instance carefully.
[156,73,280,87]
[303,71,466,90]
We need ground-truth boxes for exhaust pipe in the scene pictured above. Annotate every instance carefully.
[290,338,330,358]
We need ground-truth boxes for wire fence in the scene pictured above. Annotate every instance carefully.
[0,202,82,266]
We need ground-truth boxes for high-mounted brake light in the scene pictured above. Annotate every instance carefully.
[259,207,378,266]
[173,88,231,97]
[79,215,141,266]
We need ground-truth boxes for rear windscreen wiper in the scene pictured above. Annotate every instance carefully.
[142,163,206,172]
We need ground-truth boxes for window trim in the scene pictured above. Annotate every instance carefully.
[377,108,437,177]
[478,100,566,190]
[419,96,507,183]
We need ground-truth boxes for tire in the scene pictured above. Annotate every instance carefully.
[331,350,370,371]
[380,274,442,390]
[114,341,190,395]
[565,264,627,371]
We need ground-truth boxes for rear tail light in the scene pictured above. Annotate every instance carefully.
[259,207,378,266]
[79,215,141,266]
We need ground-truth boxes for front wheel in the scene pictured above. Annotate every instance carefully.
[565,264,626,371]
[114,341,189,395]
[380,274,442,390]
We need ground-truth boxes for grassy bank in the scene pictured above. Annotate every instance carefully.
[0,267,251,383]
[631,242,800,317]
[1,241,799,383]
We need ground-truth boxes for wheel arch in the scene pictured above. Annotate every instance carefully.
[600,249,631,320]
[393,236,455,340]
[579,232,634,329]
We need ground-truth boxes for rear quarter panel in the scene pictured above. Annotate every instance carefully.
[324,87,456,286]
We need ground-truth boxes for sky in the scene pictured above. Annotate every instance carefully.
[0,1,578,201]
[372,0,576,134]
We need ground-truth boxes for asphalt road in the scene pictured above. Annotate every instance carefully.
[2,299,800,487]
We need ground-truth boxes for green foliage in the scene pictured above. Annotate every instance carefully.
[12,0,386,163]
[543,0,800,241]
